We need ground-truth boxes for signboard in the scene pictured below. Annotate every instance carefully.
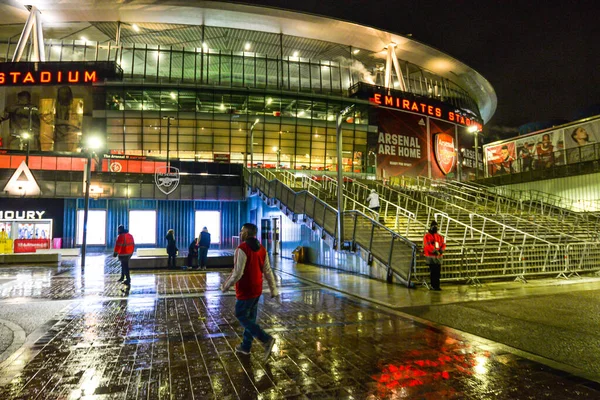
[214,153,231,163]
[0,61,123,86]
[350,82,482,129]
[2,160,41,196]
[13,238,50,253]
[376,109,428,178]
[155,166,180,195]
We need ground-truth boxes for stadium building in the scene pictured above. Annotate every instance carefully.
[0,1,496,269]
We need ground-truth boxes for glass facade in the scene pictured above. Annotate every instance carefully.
[103,87,372,172]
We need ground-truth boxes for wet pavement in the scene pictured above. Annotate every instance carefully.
[0,255,599,399]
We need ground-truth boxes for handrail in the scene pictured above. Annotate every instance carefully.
[245,169,418,287]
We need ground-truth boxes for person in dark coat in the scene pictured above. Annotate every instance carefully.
[187,239,198,269]
[165,229,178,269]
[196,227,211,270]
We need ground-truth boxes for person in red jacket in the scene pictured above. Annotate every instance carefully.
[423,220,446,291]
[113,225,135,286]
[221,223,280,361]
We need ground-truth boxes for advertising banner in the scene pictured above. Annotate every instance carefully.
[564,120,600,164]
[375,109,428,178]
[13,238,51,253]
[429,119,456,179]
[1,85,92,152]
[485,142,517,176]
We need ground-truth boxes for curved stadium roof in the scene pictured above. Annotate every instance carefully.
[0,0,497,122]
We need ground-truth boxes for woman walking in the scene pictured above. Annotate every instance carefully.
[166,229,178,269]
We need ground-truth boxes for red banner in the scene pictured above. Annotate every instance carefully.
[429,120,456,179]
[13,239,51,253]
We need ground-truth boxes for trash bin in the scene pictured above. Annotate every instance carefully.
[292,246,305,263]
[52,238,62,249]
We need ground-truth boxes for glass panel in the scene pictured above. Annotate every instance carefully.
[76,210,107,245]
[195,211,221,244]
[129,210,156,244]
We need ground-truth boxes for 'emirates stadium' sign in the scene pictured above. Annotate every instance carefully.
[0,61,123,86]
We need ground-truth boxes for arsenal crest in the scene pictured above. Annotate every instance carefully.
[155,166,180,195]
[433,133,456,175]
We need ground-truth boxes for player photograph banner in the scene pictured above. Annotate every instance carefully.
[564,119,600,164]
[375,109,428,178]
[485,142,517,177]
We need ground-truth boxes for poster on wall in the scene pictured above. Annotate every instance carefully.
[0,86,91,152]
[564,120,600,164]
[485,142,517,176]
[375,109,428,178]
[429,119,456,179]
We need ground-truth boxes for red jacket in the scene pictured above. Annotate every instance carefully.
[114,232,135,256]
[423,232,445,258]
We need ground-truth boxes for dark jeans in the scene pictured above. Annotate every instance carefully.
[235,296,271,351]
[427,261,441,289]
[167,253,176,268]
[119,255,131,282]
[198,247,209,268]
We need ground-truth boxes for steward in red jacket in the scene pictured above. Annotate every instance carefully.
[113,225,135,286]
[423,221,446,291]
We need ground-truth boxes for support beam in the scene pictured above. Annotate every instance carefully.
[12,6,45,62]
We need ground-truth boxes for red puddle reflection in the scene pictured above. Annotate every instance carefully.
[372,329,490,398]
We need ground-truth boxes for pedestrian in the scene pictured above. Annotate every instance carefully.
[220,223,280,362]
[196,226,211,270]
[366,188,381,221]
[423,220,445,291]
[187,238,199,269]
[165,229,178,269]
[113,225,135,287]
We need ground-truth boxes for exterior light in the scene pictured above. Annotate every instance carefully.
[80,36,88,41]
[468,125,479,133]
[132,24,140,32]
[272,146,278,152]
[202,42,208,50]
[21,132,30,139]
[170,92,177,99]
[220,103,225,110]
[266,97,273,105]
[292,51,299,57]
[353,49,360,54]
[245,42,251,51]
[86,135,103,150]
[255,118,260,124]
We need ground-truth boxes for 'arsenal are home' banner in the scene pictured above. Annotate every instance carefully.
[375,109,428,178]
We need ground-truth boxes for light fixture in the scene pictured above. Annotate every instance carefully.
[132,24,140,32]
[298,110,305,117]
[244,42,251,51]
[86,135,103,150]
[272,146,278,152]
[353,49,360,55]
[170,92,177,99]
[468,125,479,133]
[202,42,208,50]
[266,98,273,105]
[21,132,30,139]
[80,36,88,41]
[220,103,225,110]
[292,51,299,57]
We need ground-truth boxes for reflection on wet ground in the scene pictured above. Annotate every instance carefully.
[0,255,598,399]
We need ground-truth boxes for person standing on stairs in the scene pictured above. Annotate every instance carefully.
[423,220,446,291]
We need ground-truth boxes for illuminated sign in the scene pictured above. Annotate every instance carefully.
[2,160,41,196]
[0,210,46,219]
[0,61,123,86]
[371,93,482,129]
[349,82,483,130]
[155,166,180,195]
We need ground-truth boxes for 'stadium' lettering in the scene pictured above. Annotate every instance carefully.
[0,70,98,85]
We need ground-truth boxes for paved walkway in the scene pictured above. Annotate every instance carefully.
[0,254,597,399]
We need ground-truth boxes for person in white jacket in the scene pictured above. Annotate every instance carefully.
[366,189,380,212]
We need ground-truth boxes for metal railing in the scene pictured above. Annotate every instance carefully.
[245,169,418,286]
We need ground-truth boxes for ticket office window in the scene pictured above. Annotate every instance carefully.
[76,210,107,245]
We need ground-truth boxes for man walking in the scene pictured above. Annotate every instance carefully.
[196,227,211,270]
[221,223,279,362]
[113,225,135,286]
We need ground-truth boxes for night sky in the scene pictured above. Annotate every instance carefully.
[242,0,599,141]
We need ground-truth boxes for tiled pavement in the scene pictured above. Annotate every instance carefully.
[0,255,598,399]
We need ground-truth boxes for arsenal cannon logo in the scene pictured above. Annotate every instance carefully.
[433,133,456,175]
[155,166,180,195]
